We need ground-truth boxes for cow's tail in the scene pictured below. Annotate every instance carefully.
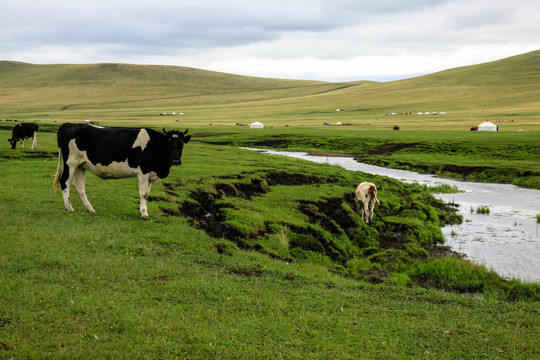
[370,184,381,205]
[53,147,63,194]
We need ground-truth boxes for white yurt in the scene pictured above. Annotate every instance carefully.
[250,121,264,129]
[478,121,498,131]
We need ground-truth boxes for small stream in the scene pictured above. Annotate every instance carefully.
[244,148,540,282]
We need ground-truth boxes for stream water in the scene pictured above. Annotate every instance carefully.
[244,148,540,282]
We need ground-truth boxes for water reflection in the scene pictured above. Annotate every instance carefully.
[244,148,540,282]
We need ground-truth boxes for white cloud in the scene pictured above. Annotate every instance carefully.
[1,0,539,81]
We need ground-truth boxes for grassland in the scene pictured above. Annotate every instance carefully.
[1,128,539,359]
[1,50,539,130]
[1,51,539,358]
[2,51,539,188]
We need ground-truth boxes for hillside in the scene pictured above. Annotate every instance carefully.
[0,62,339,108]
[0,50,539,129]
[273,50,540,129]
[0,61,326,94]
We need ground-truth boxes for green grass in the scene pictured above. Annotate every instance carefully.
[1,52,540,358]
[475,206,491,215]
[421,183,462,194]
[1,128,539,358]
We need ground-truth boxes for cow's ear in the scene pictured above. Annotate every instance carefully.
[183,135,191,144]
[162,128,167,134]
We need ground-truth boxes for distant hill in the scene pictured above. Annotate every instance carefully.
[0,61,323,92]
[1,50,539,129]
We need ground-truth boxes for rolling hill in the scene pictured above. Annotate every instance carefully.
[0,50,539,129]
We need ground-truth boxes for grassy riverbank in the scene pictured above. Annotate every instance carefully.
[1,127,539,358]
[194,127,540,190]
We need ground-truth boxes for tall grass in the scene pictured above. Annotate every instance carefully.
[474,206,491,214]
[406,258,539,301]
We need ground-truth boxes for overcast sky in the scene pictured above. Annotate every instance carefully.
[1,0,539,82]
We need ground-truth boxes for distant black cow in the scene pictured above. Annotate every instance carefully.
[53,123,191,218]
[8,123,38,149]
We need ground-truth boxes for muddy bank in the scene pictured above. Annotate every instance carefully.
[155,170,462,283]
[164,171,325,262]
[354,156,495,178]
[0,150,55,160]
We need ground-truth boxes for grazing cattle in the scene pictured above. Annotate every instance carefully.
[354,182,380,224]
[53,123,191,218]
[8,123,38,149]
[393,125,400,130]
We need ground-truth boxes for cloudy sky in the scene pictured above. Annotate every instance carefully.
[1,0,539,81]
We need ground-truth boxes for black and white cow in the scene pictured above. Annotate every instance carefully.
[8,123,38,149]
[53,123,191,218]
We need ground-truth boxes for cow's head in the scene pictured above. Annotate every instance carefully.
[163,128,191,165]
[7,138,17,149]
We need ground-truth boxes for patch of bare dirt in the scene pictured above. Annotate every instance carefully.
[365,142,420,155]
[0,151,55,160]
[424,245,466,259]
[160,171,329,261]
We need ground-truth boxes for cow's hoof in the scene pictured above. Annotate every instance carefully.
[141,214,149,219]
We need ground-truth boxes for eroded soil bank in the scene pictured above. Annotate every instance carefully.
[153,170,464,286]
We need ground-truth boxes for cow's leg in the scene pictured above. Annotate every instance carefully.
[73,167,95,213]
[20,139,24,148]
[60,166,76,213]
[59,160,82,213]
[363,202,370,224]
[368,200,374,224]
[31,132,37,149]
[137,175,152,219]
